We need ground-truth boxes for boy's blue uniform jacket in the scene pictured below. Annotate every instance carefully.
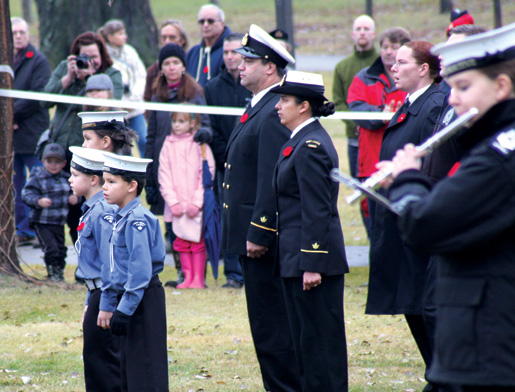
[100,197,165,316]
[75,190,117,305]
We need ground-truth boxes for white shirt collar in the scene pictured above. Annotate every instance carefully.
[291,117,316,139]
[407,84,431,105]
[251,82,280,107]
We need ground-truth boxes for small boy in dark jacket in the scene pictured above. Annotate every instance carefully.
[22,143,78,280]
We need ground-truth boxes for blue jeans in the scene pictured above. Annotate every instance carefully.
[128,114,147,156]
[217,170,244,284]
[14,153,42,237]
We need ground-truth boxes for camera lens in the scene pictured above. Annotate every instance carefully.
[76,54,91,69]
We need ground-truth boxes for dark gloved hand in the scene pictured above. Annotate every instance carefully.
[193,127,212,144]
[110,310,130,336]
[145,185,159,205]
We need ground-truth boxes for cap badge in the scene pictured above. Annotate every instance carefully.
[242,33,249,46]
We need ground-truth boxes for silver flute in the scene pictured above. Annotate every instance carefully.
[341,107,479,205]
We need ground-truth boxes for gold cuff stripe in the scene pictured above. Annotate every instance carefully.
[250,222,277,232]
[301,249,329,254]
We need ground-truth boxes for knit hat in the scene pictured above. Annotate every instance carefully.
[42,143,66,161]
[86,74,114,92]
[159,43,186,69]
[446,9,474,37]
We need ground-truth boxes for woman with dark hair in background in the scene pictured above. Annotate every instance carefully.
[144,43,211,285]
[99,20,148,156]
[271,71,349,392]
[43,31,123,245]
[365,41,445,391]
[144,19,189,103]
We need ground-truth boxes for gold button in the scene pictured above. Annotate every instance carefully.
[222,182,225,188]
[228,164,231,170]
[224,162,227,168]
[225,204,229,209]
[226,184,230,190]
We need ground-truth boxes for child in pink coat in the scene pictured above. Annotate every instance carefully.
[158,110,215,289]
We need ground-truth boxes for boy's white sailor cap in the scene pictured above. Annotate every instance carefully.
[235,24,295,69]
[102,151,152,175]
[78,111,128,129]
[432,22,515,77]
[69,146,105,174]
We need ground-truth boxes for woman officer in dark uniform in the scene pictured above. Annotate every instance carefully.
[380,23,515,392]
[271,71,349,392]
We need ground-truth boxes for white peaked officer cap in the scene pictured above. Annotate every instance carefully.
[102,151,152,176]
[78,111,128,130]
[235,24,295,69]
[432,22,515,77]
[69,146,105,174]
[270,70,328,101]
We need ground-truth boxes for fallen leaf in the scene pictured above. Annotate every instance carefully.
[21,376,31,384]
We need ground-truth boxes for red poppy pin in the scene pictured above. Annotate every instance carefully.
[203,66,208,74]
[283,146,293,157]
[240,113,249,123]
[26,51,34,58]
[398,113,406,123]
[447,161,461,177]
[77,222,85,231]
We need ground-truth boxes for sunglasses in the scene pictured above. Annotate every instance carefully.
[198,18,219,25]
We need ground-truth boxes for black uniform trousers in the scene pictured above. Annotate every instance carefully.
[34,223,66,268]
[119,276,168,392]
[282,275,348,392]
[83,288,121,392]
[240,255,301,392]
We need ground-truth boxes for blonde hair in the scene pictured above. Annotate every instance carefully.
[171,111,201,133]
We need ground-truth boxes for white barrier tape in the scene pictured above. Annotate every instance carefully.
[0,66,14,79]
[0,88,394,121]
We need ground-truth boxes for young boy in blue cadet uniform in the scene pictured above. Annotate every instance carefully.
[68,146,121,392]
[97,152,169,391]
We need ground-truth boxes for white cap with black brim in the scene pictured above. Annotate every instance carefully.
[102,151,152,177]
[69,146,105,175]
[235,24,295,69]
[270,70,327,101]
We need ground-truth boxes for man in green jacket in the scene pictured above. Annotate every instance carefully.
[333,14,378,178]
[332,14,378,237]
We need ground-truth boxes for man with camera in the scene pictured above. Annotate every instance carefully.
[42,31,122,245]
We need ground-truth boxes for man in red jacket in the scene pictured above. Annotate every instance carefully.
[347,27,410,230]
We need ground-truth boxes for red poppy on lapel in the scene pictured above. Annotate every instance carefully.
[283,146,293,157]
[240,113,249,123]
[77,222,85,231]
[447,161,461,177]
[203,66,208,74]
[26,51,34,58]
[398,113,406,123]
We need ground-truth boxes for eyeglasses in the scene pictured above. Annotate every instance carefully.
[198,18,219,25]
[394,60,419,67]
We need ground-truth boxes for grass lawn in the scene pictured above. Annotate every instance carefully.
[0,266,427,391]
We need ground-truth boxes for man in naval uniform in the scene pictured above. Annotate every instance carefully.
[222,24,301,392]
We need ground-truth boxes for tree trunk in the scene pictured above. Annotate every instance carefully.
[34,0,158,69]
[22,0,33,23]
[440,0,453,14]
[0,0,23,276]
[365,0,373,17]
[493,0,502,28]
[275,0,296,60]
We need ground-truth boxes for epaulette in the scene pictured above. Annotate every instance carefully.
[491,129,515,156]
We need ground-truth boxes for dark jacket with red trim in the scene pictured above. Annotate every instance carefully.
[388,99,515,386]
[222,90,288,256]
[13,43,51,154]
[272,120,348,277]
[347,57,407,177]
